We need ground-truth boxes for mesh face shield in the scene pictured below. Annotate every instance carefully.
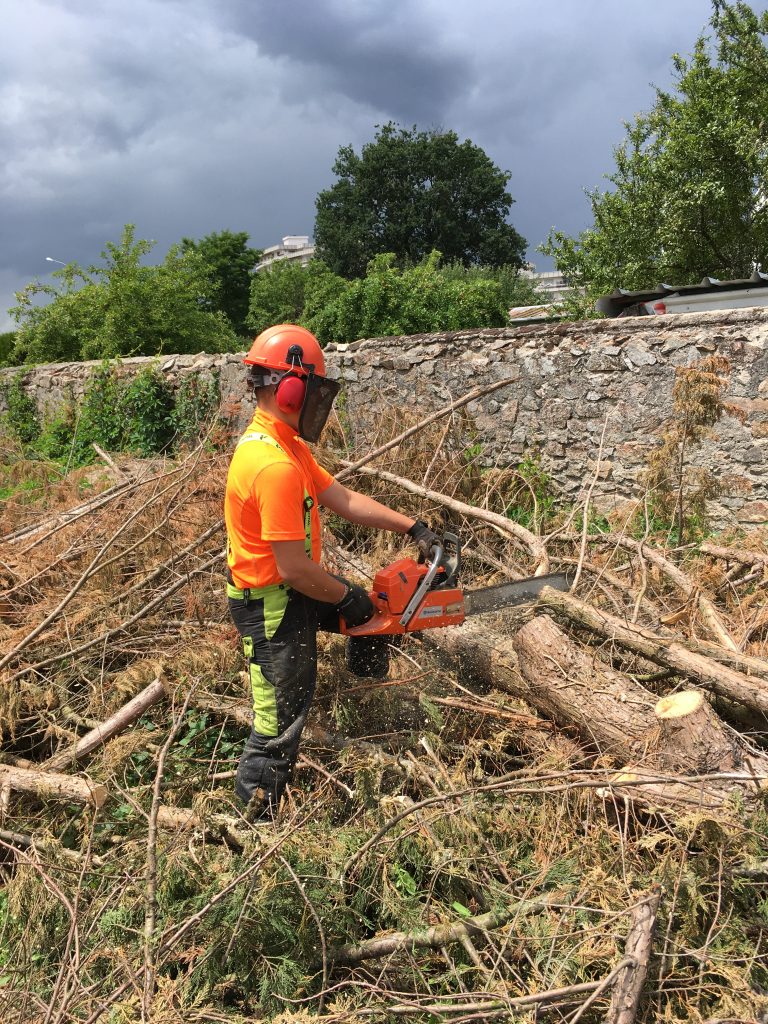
[298,372,341,442]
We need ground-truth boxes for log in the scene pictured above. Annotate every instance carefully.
[328,904,518,967]
[44,678,167,771]
[537,586,768,718]
[430,614,764,812]
[607,893,660,1024]
[701,542,768,567]
[0,765,107,807]
[511,615,659,762]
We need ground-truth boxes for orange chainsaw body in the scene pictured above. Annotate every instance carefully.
[341,556,465,637]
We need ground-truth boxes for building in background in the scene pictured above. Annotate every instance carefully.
[521,265,573,303]
[255,236,316,273]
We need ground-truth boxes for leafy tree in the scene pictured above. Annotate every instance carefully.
[182,230,261,336]
[543,2,768,316]
[11,225,238,362]
[315,123,526,278]
[0,331,16,367]
[307,251,511,344]
[247,259,345,337]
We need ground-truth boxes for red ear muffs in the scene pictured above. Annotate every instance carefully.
[275,374,306,413]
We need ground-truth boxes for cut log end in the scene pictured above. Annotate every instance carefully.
[653,689,739,774]
[656,691,703,720]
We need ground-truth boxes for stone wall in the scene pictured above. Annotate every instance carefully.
[3,306,768,525]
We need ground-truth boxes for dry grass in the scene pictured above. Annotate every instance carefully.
[0,410,766,1023]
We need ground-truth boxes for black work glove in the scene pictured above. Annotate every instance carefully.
[407,520,439,561]
[334,576,375,628]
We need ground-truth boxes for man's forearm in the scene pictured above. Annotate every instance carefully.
[324,484,415,533]
[279,558,348,604]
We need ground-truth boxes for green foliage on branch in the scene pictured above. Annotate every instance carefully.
[247,259,346,337]
[11,225,238,364]
[248,252,542,345]
[315,123,527,278]
[542,1,768,316]
[182,229,261,336]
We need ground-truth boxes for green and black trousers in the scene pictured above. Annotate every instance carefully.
[227,579,340,819]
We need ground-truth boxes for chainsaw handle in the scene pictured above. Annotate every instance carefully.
[399,541,444,627]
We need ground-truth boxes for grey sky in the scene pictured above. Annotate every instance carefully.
[1,0,761,332]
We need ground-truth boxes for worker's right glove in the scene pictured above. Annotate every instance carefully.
[407,520,439,561]
[334,577,375,628]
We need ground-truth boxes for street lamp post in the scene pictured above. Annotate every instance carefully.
[45,257,66,265]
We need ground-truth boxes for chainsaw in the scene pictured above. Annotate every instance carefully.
[340,532,572,678]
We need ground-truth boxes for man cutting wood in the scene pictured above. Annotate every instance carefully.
[225,323,437,821]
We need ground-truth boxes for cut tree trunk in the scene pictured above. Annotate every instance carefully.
[0,764,107,807]
[537,586,768,718]
[653,692,739,774]
[429,614,765,813]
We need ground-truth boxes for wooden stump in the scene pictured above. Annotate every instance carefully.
[653,691,739,774]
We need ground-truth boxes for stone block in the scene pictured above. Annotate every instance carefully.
[500,400,519,424]
[738,500,768,524]
[585,353,617,373]
[742,446,765,465]
[624,343,657,367]
[587,459,613,479]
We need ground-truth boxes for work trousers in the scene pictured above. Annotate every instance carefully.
[228,584,340,819]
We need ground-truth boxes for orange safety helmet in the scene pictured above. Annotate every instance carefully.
[243,324,326,377]
[243,323,339,442]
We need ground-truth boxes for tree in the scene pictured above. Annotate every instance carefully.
[181,230,260,336]
[11,225,238,363]
[247,259,345,337]
[315,123,526,278]
[543,2,768,316]
[306,251,512,345]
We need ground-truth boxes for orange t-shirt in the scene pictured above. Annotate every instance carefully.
[224,409,334,589]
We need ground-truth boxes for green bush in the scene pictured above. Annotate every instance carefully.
[307,250,511,344]
[0,331,17,367]
[1,362,221,467]
[0,373,40,444]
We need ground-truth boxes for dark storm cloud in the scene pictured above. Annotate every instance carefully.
[2,0,768,331]
[226,0,470,123]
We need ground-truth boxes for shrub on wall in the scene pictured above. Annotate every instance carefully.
[1,363,221,467]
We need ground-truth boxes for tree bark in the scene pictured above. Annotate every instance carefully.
[607,893,660,1024]
[511,615,658,762]
[537,586,768,718]
[44,678,167,771]
[653,692,739,774]
[0,764,107,807]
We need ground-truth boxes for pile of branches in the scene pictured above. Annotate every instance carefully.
[0,385,766,1024]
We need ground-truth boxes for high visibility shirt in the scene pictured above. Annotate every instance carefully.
[225,408,334,590]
